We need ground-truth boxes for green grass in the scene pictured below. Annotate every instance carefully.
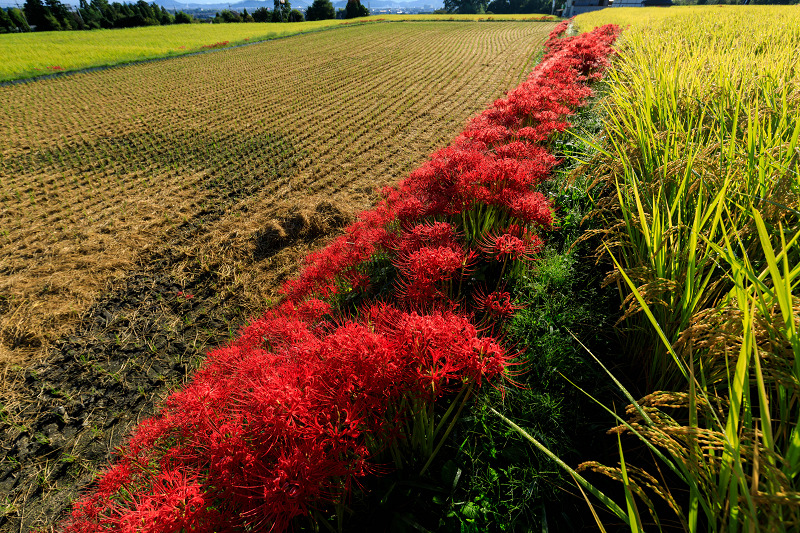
[0,15,558,83]
[0,21,346,82]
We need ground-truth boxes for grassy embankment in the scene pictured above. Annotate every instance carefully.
[509,6,800,531]
[0,14,557,83]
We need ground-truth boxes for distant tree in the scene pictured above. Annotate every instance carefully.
[81,0,114,28]
[444,0,487,12]
[305,0,334,20]
[288,7,303,20]
[114,0,160,26]
[43,10,63,29]
[174,10,193,22]
[157,5,174,23]
[24,0,50,29]
[486,0,549,13]
[344,0,368,17]
[45,0,79,29]
[252,6,270,21]
[335,6,345,17]
[101,0,119,26]
[214,9,242,22]
[79,0,100,28]
[241,7,254,21]
[8,7,31,30]
[134,0,154,21]
[271,0,291,21]
[118,3,134,19]
[0,8,15,32]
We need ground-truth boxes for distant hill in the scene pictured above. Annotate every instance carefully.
[152,0,287,10]
[0,0,443,12]
[147,0,441,10]
[0,0,442,13]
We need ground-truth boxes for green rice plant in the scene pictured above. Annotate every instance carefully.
[700,206,800,485]
[573,6,800,389]
[497,264,800,532]
[586,204,800,531]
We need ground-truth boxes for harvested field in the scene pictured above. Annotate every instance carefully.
[0,21,555,530]
[0,16,558,82]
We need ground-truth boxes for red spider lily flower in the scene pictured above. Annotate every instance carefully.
[473,288,523,321]
[95,462,133,498]
[395,278,442,306]
[394,221,459,256]
[236,314,318,353]
[504,223,544,252]
[116,468,211,532]
[478,231,538,262]
[395,245,466,285]
[283,298,332,323]
[465,337,511,386]
[507,191,553,227]
[394,245,476,305]
[280,208,394,303]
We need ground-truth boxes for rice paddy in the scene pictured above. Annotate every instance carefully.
[0,15,557,82]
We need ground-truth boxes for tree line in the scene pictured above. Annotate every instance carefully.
[440,0,554,15]
[0,0,192,32]
[441,0,798,13]
[0,0,368,33]
[212,0,367,24]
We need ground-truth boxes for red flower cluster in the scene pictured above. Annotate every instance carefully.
[474,288,522,322]
[478,226,542,262]
[280,207,394,301]
[65,22,620,533]
[201,41,231,50]
[279,23,620,306]
[66,304,509,532]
